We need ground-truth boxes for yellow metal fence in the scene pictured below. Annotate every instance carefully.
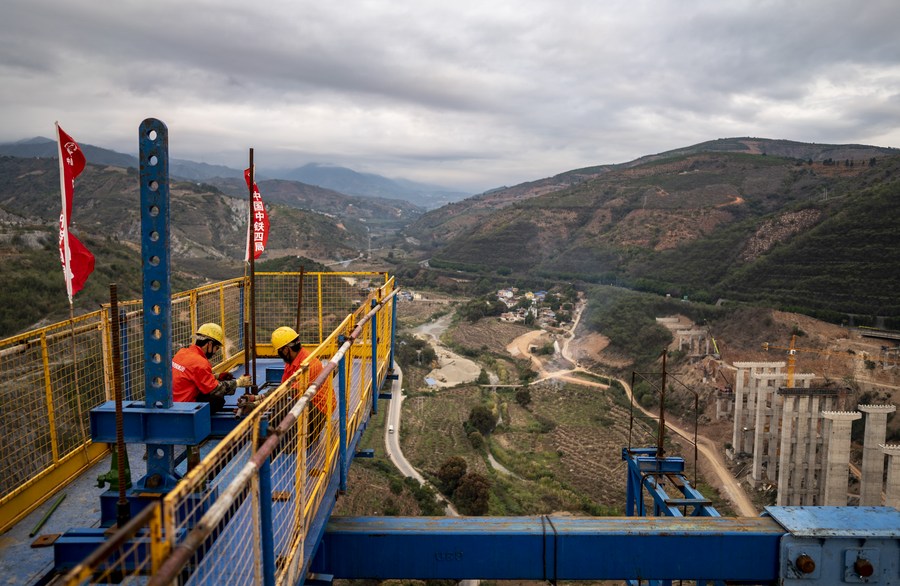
[62,275,396,585]
[0,271,390,536]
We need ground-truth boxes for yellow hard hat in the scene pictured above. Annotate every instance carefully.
[196,323,225,346]
[271,326,299,351]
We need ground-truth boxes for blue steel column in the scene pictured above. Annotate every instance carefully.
[370,299,378,415]
[625,462,636,516]
[258,418,276,586]
[338,335,348,492]
[139,118,176,487]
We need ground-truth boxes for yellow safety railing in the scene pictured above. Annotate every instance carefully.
[62,274,396,585]
[0,271,391,538]
[0,311,109,533]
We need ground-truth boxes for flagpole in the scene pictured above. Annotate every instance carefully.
[56,122,74,305]
[57,122,89,464]
[247,148,258,388]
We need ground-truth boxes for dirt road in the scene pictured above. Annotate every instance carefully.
[507,302,758,517]
[615,377,757,517]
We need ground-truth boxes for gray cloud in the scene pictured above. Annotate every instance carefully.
[2,0,900,191]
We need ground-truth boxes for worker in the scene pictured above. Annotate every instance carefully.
[172,323,251,471]
[172,323,252,415]
[271,326,336,450]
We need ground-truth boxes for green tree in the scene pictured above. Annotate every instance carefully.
[467,405,496,435]
[468,430,484,450]
[454,473,491,515]
[515,388,531,407]
[395,334,437,367]
[437,456,468,494]
[476,369,490,385]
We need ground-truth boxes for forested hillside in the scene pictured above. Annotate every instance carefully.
[0,156,370,335]
[408,138,900,327]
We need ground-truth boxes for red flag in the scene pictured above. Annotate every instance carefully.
[56,122,95,302]
[244,168,270,261]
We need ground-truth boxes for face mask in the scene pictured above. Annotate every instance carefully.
[205,343,219,360]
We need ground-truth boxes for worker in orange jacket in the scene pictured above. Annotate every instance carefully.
[173,323,252,471]
[271,326,335,448]
[172,322,252,414]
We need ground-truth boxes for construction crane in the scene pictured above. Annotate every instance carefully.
[710,333,722,360]
[703,320,722,359]
[762,334,802,387]
[762,334,872,388]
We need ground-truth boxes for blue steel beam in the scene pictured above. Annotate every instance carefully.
[315,515,783,583]
[90,401,210,444]
[137,117,179,491]
[623,447,720,518]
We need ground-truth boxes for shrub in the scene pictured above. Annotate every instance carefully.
[468,430,484,450]
[515,388,532,407]
[437,456,468,494]
[467,405,497,435]
[454,473,492,515]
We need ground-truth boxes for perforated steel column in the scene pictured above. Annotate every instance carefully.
[139,118,175,486]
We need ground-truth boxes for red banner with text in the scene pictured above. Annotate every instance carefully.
[244,168,270,261]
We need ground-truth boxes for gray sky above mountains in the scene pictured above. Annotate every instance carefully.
[2,1,899,192]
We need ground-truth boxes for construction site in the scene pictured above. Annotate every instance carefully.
[665,317,900,510]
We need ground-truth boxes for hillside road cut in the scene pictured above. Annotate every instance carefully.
[507,303,757,517]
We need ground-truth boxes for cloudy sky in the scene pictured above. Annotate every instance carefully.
[3,1,900,192]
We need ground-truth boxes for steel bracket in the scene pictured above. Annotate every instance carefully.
[90,400,210,444]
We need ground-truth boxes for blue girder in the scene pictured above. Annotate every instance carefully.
[316,515,781,582]
[316,507,900,584]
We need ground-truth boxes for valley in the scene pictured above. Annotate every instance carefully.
[1,135,897,518]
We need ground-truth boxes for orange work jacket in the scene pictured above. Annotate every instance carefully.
[172,345,218,402]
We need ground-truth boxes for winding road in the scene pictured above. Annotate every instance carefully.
[509,300,758,517]
[384,366,459,516]
[388,297,756,518]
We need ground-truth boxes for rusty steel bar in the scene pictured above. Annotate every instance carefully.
[295,266,305,332]
[108,284,131,527]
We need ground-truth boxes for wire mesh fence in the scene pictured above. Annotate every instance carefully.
[254,272,388,350]
[0,313,108,527]
[162,409,262,585]
[61,501,165,585]
[62,276,394,585]
[0,272,396,584]
[0,272,389,538]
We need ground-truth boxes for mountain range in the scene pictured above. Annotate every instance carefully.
[0,151,418,334]
[1,135,899,336]
[403,138,900,327]
[0,137,469,210]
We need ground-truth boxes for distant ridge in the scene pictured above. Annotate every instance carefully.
[0,138,466,207]
[273,162,469,210]
[630,137,899,167]
[0,136,137,168]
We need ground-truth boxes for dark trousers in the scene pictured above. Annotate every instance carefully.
[196,392,226,415]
